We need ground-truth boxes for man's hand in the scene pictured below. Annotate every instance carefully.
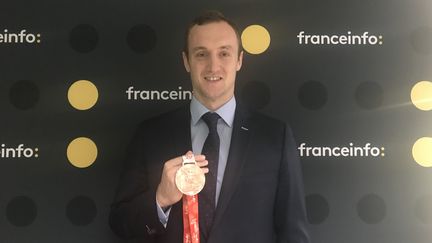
[156,151,208,208]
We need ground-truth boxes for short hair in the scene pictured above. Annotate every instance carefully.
[183,10,242,58]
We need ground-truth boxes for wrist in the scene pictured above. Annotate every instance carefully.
[156,189,169,208]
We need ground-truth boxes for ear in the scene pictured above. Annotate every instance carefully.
[236,51,244,71]
[182,51,190,72]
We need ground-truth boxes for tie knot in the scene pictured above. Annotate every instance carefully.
[201,112,220,132]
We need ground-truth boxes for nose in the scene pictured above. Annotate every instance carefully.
[207,53,220,73]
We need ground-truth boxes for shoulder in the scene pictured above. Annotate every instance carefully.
[250,111,285,127]
[241,106,287,130]
[133,105,189,137]
[239,105,295,140]
[137,105,188,127]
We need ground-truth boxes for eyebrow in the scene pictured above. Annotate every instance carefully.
[191,45,234,53]
[219,45,233,50]
[191,46,207,52]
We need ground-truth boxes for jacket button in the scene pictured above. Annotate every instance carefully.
[146,225,157,235]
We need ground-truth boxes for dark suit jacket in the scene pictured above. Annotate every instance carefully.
[109,103,309,243]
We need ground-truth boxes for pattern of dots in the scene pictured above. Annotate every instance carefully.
[415,194,432,224]
[9,80,39,110]
[69,24,99,53]
[66,196,97,226]
[241,81,271,110]
[126,24,157,53]
[305,194,330,225]
[6,196,37,227]
[1,1,432,242]
[355,82,383,109]
[410,27,432,55]
[298,80,327,110]
[356,194,387,224]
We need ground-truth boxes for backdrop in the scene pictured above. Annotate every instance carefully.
[1,0,431,242]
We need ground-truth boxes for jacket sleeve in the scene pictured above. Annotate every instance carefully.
[274,123,310,243]
[109,124,166,240]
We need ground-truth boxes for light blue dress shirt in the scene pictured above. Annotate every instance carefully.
[156,96,236,227]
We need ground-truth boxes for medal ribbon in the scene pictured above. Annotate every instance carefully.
[182,194,200,243]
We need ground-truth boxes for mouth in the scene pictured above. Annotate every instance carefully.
[204,76,223,82]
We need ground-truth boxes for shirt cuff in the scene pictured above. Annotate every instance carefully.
[156,200,172,228]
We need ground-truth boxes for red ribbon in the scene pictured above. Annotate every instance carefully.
[182,194,200,243]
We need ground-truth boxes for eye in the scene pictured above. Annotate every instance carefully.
[220,51,231,57]
[195,52,207,58]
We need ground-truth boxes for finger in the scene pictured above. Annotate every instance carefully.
[179,150,197,162]
[194,154,206,162]
[196,160,208,167]
[201,168,209,174]
[165,156,184,168]
[168,161,184,173]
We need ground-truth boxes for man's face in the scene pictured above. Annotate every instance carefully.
[183,21,243,107]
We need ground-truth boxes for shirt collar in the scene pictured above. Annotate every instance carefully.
[190,95,236,127]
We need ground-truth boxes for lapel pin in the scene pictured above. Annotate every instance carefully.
[241,126,249,131]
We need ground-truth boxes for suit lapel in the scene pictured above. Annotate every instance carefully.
[165,105,192,240]
[170,105,193,155]
[210,104,252,234]
[167,103,253,241]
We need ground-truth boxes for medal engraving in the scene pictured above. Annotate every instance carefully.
[175,155,205,196]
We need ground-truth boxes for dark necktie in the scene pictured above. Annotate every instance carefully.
[199,112,220,237]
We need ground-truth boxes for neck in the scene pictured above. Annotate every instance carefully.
[194,94,233,111]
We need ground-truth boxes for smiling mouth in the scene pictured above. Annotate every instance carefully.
[204,76,223,81]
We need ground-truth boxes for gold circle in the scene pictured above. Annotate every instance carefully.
[68,80,98,110]
[241,25,271,55]
[411,81,432,111]
[67,137,98,168]
[412,137,432,167]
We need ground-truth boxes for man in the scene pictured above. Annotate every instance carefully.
[110,10,310,243]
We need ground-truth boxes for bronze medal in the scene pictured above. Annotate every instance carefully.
[175,154,205,196]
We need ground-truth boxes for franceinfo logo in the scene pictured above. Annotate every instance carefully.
[298,142,385,157]
[0,29,42,44]
[297,31,383,45]
[0,144,39,158]
[126,86,192,101]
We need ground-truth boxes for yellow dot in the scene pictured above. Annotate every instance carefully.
[412,137,432,167]
[411,81,432,111]
[241,25,271,54]
[68,80,98,110]
[67,137,98,168]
